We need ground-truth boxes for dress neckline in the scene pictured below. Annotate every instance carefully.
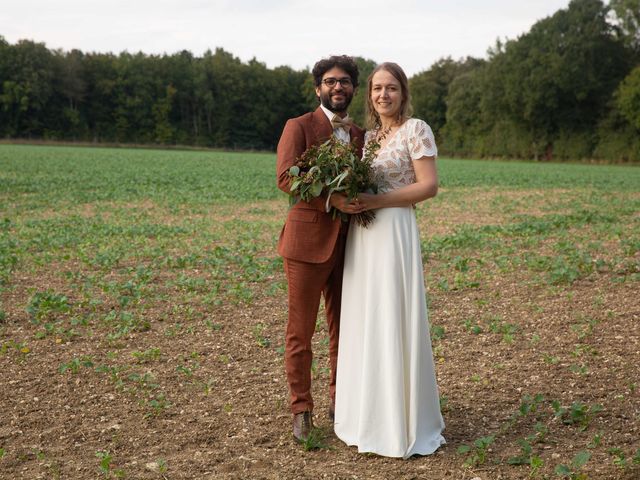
[376,119,410,153]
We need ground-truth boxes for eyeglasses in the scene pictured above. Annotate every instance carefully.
[321,77,353,88]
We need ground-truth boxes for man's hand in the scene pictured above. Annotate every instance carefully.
[329,193,366,214]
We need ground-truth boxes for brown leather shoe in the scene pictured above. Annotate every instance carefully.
[292,411,314,442]
[329,404,335,423]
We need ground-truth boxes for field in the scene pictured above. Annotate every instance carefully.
[0,144,639,480]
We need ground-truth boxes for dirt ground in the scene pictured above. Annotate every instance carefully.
[1,194,639,480]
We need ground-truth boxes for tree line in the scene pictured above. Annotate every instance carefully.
[1,0,639,161]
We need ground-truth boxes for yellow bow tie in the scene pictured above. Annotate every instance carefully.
[331,114,352,133]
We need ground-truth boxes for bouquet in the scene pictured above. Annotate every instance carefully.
[288,136,380,227]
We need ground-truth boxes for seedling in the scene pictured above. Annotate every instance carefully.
[569,364,588,375]
[457,435,495,466]
[157,457,168,474]
[204,319,223,331]
[507,438,545,477]
[439,395,449,412]
[59,356,94,374]
[608,448,629,468]
[608,447,640,469]
[555,451,590,479]
[300,427,330,451]
[252,323,271,347]
[525,422,549,445]
[201,378,216,395]
[552,400,603,431]
[131,348,161,363]
[26,290,71,324]
[431,325,446,341]
[96,450,124,478]
[587,431,602,448]
[145,393,171,418]
[507,438,534,465]
[176,364,195,377]
[462,318,482,334]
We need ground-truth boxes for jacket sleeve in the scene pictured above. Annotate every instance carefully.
[276,118,328,212]
[276,119,305,194]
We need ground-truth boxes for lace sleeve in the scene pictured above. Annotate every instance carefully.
[408,119,437,160]
[364,130,375,146]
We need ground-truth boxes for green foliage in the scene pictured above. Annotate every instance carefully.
[1,2,639,162]
[59,356,94,374]
[430,324,446,341]
[348,57,377,127]
[26,290,71,323]
[410,56,484,137]
[609,0,640,52]
[457,435,495,466]
[95,450,125,478]
[441,69,485,156]
[552,400,603,430]
[507,438,544,472]
[252,323,271,348]
[300,427,331,451]
[615,65,640,130]
[555,451,591,479]
[441,0,637,162]
[131,348,161,363]
[0,44,310,149]
[288,136,378,226]
[552,131,596,161]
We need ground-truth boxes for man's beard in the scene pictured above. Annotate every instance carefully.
[319,90,353,113]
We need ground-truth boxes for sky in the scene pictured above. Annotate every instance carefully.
[2,0,572,76]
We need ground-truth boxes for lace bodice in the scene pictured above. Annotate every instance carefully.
[365,118,437,193]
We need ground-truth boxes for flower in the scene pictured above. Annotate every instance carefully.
[288,136,380,227]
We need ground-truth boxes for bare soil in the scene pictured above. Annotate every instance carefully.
[1,193,639,480]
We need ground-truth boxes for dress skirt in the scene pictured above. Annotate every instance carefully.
[334,206,445,458]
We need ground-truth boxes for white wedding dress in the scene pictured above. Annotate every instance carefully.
[334,118,446,458]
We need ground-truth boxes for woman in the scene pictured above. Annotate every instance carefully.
[334,62,446,458]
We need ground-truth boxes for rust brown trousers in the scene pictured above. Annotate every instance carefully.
[276,107,364,414]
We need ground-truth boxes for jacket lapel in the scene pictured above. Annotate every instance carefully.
[312,107,333,143]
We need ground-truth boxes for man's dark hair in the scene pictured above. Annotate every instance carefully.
[312,55,359,87]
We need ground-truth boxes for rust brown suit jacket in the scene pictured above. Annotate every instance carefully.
[276,107,365,264]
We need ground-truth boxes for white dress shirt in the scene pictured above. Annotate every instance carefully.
[320,104,350,144]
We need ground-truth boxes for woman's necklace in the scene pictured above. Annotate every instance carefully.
[376,124,393,144]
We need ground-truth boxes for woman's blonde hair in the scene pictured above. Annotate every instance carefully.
[365,62,413,130]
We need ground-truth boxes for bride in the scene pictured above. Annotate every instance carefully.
[334,62,446,458]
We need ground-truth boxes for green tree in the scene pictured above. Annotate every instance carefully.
[153,84,176,143]
[444,0,632,159]
[0,39,55,137]
[609,0,640,53]
[82,52,119,141]
[349,57,377,128]
[441,69,486,155]
[410,56,483,138]
[615,65,640,129]
[52,49,87,139]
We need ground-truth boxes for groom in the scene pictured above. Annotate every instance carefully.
[276,55,365,442]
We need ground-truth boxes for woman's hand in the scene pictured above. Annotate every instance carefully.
[350,192,380,211]
[330,193,366,214]
[350,156,438,211]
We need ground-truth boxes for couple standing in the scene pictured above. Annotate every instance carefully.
[276,55,445,458]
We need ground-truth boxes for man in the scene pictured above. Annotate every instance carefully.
[276,55,365,442]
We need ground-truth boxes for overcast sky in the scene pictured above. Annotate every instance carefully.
[2,0,571,76]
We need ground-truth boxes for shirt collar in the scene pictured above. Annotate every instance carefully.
[320,104,345,124]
